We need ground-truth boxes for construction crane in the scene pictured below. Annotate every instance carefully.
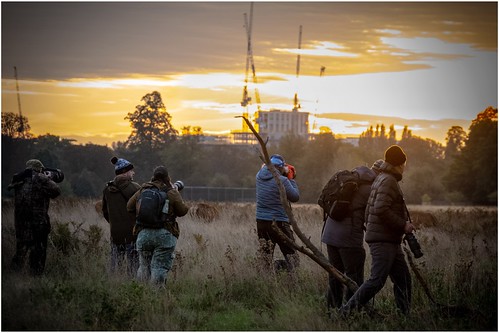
[245,6,261,111]
[240,5,252,109]
[240,2,261,132]
[293,25,302,112]
[13,66,25,136]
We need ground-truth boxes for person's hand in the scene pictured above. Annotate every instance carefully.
[404,222,415,234]
[286,164,296,179]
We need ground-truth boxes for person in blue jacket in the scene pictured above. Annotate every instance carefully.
[255,154,300,272]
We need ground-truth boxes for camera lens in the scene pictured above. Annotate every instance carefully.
[174,180,184,191]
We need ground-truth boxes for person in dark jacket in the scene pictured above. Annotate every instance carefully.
[321,160,382,309]
[102,156,141,275]
[341,145,415,315]
[127,166,189,285]
[8,159,61,275]
[256,154,300,272]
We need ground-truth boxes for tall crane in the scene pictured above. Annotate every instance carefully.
[245,5,261,111]
[240,3,262,132]
[13,66,25,136]
[292,25,302,112]
[240,5,252,109]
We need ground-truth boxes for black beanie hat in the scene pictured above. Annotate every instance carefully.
[384,145,407,167]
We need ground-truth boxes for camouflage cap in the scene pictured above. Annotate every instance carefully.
[26,159,44,172]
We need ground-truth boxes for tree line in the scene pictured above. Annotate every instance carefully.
[2,91,496,205]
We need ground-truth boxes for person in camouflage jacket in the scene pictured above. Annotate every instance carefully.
[8,159,61,275]
[102,156,140,275]
[341,145,415,315]
[127,165,189,286]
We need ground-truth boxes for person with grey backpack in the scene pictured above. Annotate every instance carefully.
[320,160,382,311]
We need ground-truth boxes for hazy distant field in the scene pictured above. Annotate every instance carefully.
[2,198,497,330]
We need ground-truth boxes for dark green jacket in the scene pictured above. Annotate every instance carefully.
[102,175,140,245]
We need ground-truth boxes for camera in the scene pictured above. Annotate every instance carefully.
[43,167,65,183]
[404,232,423,258]
[173,180,184,191]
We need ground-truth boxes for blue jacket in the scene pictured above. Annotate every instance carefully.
[256,165,299,222]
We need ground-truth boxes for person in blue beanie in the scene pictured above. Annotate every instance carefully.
[255,154,300,272]
[102,156,141,275]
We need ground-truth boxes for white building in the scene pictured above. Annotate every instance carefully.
[255,109,309,142]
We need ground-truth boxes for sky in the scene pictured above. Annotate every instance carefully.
[1,2,497,145]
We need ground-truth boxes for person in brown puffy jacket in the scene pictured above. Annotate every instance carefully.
[341,145,415,315]
[127,166,189,286]
[102,157,141,275]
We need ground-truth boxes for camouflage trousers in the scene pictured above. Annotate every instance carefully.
[135,228,177,285]
[11,224,50,275]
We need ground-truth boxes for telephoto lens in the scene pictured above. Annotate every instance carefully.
[404,233,423,258]
[44,168,64,183]
[174,180,184,191]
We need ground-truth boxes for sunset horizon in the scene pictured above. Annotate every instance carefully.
[2,2,497,146]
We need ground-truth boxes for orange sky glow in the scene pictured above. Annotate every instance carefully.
[1,2,497,145]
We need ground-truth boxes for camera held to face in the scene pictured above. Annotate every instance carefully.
[404,232,423,258]
[43,167,65,183]
[174,180,184,191]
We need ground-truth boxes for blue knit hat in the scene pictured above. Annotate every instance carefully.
[270,154,285,167]
[111,156,134,175]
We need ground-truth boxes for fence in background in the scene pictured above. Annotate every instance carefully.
[182,186,256,202]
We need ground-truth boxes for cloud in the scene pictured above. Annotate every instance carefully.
[273,41,358,58]
[56,77,179,89]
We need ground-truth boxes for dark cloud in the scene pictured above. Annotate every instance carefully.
[2,2,496,80]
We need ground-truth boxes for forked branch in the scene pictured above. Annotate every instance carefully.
[237,116,358,293]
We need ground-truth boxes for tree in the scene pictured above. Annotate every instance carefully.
[125,91,178,149]
[388,124,396,144]
[1,112,32,138]
[444,126,467,160]
[443,107,497,204]
[401,125,412,140]
[181,126,203,136]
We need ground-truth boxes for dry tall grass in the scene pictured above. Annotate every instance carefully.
[1,198,497,330]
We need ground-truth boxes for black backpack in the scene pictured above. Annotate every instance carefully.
[318,169,360,221]
[136,187,172,228]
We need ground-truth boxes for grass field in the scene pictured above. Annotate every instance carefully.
[2,198,497,330]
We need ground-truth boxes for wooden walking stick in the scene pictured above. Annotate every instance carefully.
[404,205,473,316]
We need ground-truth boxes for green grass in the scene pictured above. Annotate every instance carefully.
[1,199,497,330]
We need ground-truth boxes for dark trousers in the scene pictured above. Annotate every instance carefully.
[326,245,366,308]
[111,243,139,276]
[11,228,49,276]
[256,220,299,271]
[343,242,412,314]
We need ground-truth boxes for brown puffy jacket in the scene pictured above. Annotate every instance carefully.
[364,162,407,244]
[127,180,189,236]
